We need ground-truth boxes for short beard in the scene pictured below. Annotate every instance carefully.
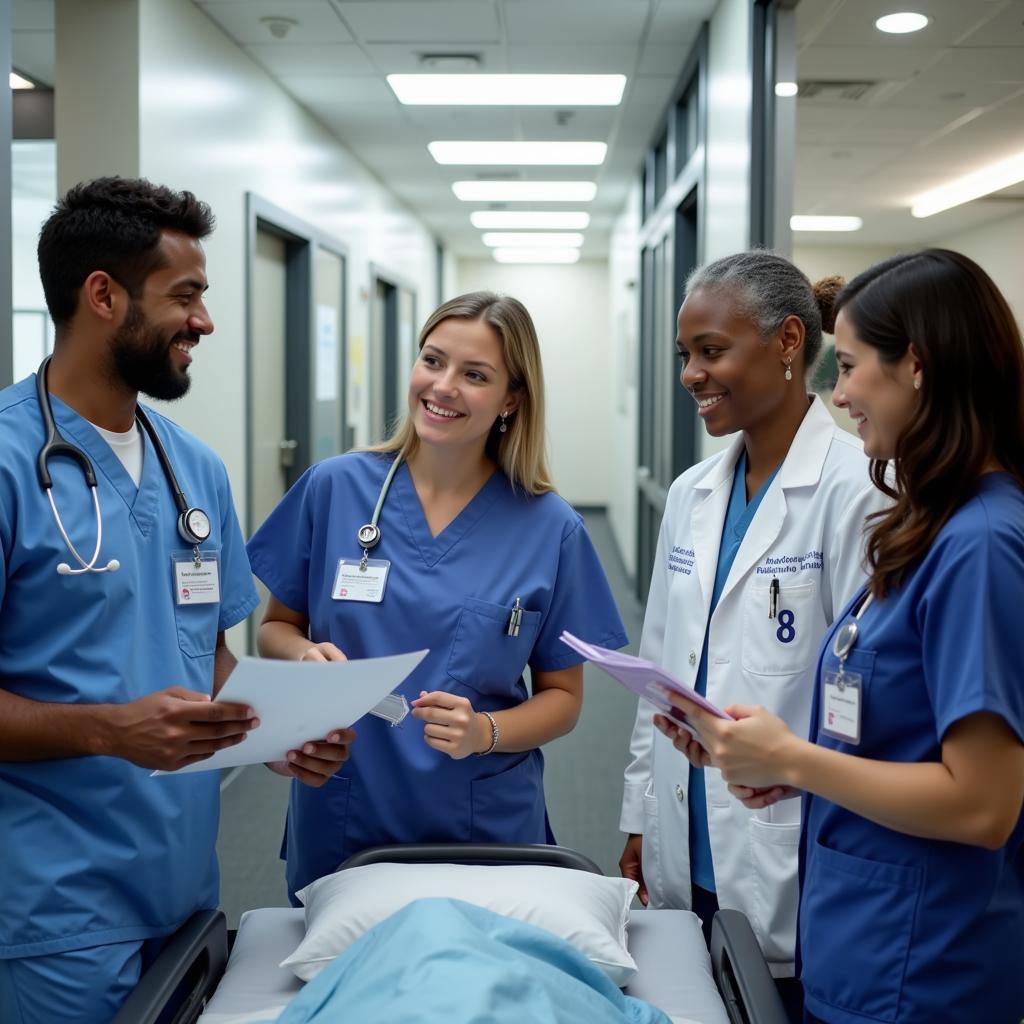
[109,301,192,401]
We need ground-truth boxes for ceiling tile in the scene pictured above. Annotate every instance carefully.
[504,42,637,73]
[334,1,501,44]
[279,75,398,107]
[199,2,353,45]
[799,46,942,81]
[646,3,712,45]
[364,42,507,72]
[503,2,648,44]
[959,1,1024,46]
[926,47,1024,82]
[245,42,376,76]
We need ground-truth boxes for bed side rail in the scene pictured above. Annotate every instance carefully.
[710,909,790,1024]
[112,909,228,1024]
[339,842,604,875]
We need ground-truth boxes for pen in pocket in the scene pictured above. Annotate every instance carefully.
[769,577,780,619]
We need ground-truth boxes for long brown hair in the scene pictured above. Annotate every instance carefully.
[835,249,1024,598]
[368,291,555,494]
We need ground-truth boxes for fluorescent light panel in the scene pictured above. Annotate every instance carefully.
[875,12,929,34]
[388,74,626,106]
[791,215,863,232]
[453,181,597,202]
[429,141,606,166]
[482,232,584,248]
[493,248,580,264]
[911,151,1024,218]
[471,211,591,230]
[10,72,34,90]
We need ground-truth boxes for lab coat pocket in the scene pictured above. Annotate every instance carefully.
[173,601,220,659]
[639,786,667,909]
[801,841,922,1022]
[747,817,800,965]
[742,580,823,676]
[469,750,547,844]
[446,597,541,698]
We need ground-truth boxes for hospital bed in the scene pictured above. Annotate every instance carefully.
[114,844,789,1024]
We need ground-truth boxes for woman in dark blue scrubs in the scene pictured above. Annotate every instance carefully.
[661,250,1024,1024]
[248,292,627,899]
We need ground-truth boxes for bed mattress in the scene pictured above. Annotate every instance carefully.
[196,906,729,1024]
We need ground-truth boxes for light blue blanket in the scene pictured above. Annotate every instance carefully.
[276,897,672,1024]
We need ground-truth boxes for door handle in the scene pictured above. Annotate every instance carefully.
[279,439,298,469]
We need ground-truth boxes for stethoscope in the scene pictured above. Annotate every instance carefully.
[831,590,875,683]
[35,356,213,576]
[355,454,404,571]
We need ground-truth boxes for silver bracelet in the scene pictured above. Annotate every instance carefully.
[476,711,499,755]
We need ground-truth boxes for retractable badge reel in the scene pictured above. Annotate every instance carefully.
[820,594,872,744]
[172,507,220,605]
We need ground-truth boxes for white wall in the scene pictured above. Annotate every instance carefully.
[453,259,613,509]
[934,211,1024,329]
[607,184,642,579]
[792,244,905,290]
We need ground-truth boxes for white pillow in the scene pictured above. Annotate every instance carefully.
[281,862,639,987]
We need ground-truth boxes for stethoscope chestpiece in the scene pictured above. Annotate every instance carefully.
[178,507,212,547]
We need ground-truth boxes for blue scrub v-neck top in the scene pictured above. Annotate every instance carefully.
[799,473,1024,1024]
[689,450,780,891]
[0,375,258,958]
[247,451,628,896]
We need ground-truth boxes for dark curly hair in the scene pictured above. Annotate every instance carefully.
[38,176,214,328]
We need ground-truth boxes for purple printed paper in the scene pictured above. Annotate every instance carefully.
[559,631,733,728]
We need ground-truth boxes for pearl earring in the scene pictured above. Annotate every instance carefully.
[913,379,921,391]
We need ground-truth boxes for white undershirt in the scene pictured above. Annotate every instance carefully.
[93,420,145,487]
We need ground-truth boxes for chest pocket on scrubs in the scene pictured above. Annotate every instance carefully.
[173,595,221,659]
[742,580,824,676]
[446,597,541,699]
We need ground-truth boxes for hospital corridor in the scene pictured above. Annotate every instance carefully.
[1,1,1023,1023]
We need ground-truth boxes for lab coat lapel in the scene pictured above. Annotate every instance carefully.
[716,397,833,606]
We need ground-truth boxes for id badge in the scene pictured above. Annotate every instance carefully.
[173,551,221,605]
[332,558,390,603]
[821,669,861,744]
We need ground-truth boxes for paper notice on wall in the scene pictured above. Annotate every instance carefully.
[316,303,340,402]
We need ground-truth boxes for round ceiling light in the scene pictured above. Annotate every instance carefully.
[875,12,930,34]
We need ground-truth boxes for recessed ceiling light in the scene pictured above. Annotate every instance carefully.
[482,232,584,248]
[790,215,863,232]
[429,141,607,166]
[875,12,930,34]
[471,211,591,230]
[10,72,35,90]
[493,248,581,264]
[453,181,597,202]
[775,82,798,98]
[911,151,1024,217]
[387,74,626,106]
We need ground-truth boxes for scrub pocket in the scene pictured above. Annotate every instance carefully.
[469,751,547,844]
[742,580,823,676]
[446,597,541,698]
[748,817,800,964]
[173,601,220,659]
[801,840,922,1022]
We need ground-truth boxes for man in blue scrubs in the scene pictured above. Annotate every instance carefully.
[0,178,350,1023]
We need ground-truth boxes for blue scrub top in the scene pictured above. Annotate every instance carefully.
[799,473,1024,1024]
[247,451,628,897]
[0,375,258,958]
[689,451,779,892]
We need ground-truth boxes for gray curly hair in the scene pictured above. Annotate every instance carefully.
[685,249,841,372]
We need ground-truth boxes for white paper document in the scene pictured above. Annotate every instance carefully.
[155,649,428,775]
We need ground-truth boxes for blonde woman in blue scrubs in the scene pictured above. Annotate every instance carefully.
[666,250,1024,1024]
[248,292,627,900]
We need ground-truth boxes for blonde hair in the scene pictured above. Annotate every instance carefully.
[368,291,554,495]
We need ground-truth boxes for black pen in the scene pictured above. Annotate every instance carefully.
[769,578,780,619]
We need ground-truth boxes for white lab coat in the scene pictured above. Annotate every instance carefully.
[620,396,888,975]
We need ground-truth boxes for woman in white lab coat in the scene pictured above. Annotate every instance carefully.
[618,251,887,996]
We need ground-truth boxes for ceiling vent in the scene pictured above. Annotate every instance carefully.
[418,53,483,70]
[797,79,887,102]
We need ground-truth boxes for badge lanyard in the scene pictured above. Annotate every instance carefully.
[331,455,403,605]
[820,590,874,744]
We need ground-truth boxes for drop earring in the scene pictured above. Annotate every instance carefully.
[784,360,793,382]
[499,411,508,433]
[913,379,921,391]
